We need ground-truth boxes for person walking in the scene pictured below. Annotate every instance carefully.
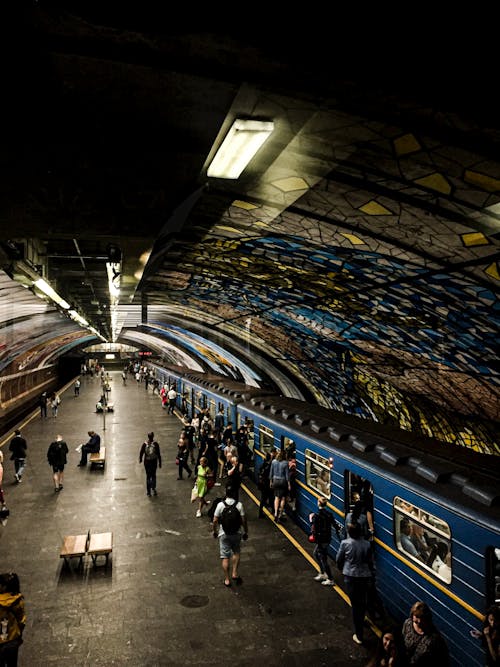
[77,430,100,467]
[194,456,212,517]
[212,483,248,587]
[50,392,60,418]
[47,435,69,492]
[39,391,48,418]
[139,432,161,496]
[8,430,27,483]
[0,571,26,667]
[258,452,273,517]
[167,386,177,414]
[310,497,341,586]
[336,521,375,645]
[176,437,192,481]
[74,378,81,396]
[269,449,290,522]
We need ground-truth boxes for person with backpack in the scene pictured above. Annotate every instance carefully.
[0,571,26,666]
[139,432,162,496]
[47,434,69,492]
[212,483,248,587]
[310,497,341,586]
[8,430,27,484]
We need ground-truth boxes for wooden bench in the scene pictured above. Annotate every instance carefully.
[59,531,89,570]
[89,447,106,469]
[87,531,113,568]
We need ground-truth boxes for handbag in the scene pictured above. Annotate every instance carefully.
[207,477,215,490]
[191,483,198,503]
[308,533,316,543]
[175,457,180,465]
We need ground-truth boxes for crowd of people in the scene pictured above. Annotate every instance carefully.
[2,367,497,666]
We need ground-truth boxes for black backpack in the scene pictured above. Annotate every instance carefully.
[144,441,157,460]
[220,500,242,535]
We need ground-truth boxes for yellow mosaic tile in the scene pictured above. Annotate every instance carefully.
[394,133,421,155]
[414,173,451,194]
[359,200,392,216]
[461,232,489,247]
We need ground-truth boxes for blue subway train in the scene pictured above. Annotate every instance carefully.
[148,364,500,667]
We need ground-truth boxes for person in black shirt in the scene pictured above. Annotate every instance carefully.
[47,435,69,492]
[9,430,27,483]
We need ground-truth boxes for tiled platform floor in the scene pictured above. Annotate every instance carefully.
[0,371,377,666]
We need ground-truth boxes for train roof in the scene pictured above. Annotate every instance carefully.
[244,394,500,513]
[154,367,500,511]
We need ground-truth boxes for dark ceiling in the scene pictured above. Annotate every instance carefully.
[1,6,499,451]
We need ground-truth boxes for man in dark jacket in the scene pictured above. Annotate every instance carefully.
[47,435,69,492]
[77,430,100,467]
[9,430,27,483]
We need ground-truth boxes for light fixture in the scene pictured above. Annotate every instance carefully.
[68,309,88,327]
[207,119,274,179]
[33,278,70,309]
[106,262,121,299]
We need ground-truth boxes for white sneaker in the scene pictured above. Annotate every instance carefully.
[352,634,362,645]
[196,510,202,518]
[321,578,334,586]
[313,573,326,581]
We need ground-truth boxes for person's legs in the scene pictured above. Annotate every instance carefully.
[230,552,241,579]
[344,577,367,642]
[52,468,59,490]
[79,445,90,466]
[273,493,280,519]
[17,458,26,479]
[221,556,230,585]
[59,467,64,489]
[151,467,157,494]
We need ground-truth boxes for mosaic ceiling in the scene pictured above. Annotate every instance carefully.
[1,15,499,452]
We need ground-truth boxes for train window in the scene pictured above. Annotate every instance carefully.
[259,425,274,453]
[208,398,216,417]
[394,497,452,584]
[305,449,331,498]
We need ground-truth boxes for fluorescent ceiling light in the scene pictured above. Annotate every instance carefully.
[33,278,70,309]
[207,119,274,179]
[69,309,88,327]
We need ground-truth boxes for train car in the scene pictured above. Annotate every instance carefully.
[240,394,500,667]
[143,367,500,666]
[147,363,272,430]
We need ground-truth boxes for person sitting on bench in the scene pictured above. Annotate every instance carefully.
[78,430,101,467]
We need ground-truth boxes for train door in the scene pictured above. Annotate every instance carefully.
[344,470,374,535]
[486,546,500,606]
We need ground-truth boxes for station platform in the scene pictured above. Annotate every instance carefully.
[0,371,378,666]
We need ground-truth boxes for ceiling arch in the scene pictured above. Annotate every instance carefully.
[0,11,498,452]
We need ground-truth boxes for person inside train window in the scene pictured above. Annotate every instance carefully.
[410,524,433,561]
[316,469,330,496]
[430,542,452,583]
[399,519,421,559]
